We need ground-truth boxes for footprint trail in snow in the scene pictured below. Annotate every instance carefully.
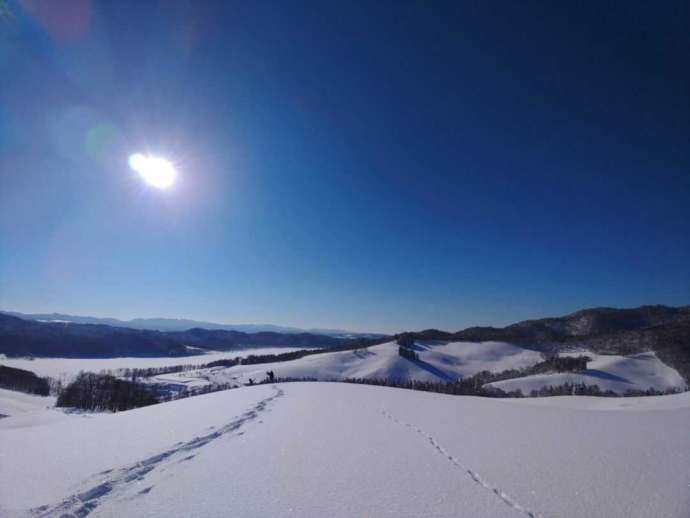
[30,386,284,518]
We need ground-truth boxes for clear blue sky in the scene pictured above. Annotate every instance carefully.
[1,1,688,333]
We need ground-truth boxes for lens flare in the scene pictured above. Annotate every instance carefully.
[129,153,177,189]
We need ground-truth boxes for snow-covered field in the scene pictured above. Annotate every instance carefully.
[1,383,688,517]
[0,348,310,382]
[485,351,687,394]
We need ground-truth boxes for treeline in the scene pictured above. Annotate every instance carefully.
[537,354,590,372]
[518,383,679,398]
[398,346,419,361]
[339,375,523,397]
[263,376,682,398]
[56,372,157,411]
[115,363,214,379]
[157,381,237,403]
[0,365,51,396]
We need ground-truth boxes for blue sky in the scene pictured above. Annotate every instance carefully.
[1,1,688,333]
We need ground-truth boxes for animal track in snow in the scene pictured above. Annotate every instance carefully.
[381,410,544,518]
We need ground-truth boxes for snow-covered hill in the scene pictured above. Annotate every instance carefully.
[191,341,543,385]
[485,351,687,395]
[1,383,688,517]
[148,340,686,396]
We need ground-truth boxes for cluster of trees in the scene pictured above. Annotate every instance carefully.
[0,365,51,396]
[157,381,237,402]
[56,372,158,411]
[537,353,590,372]
[523,383,614,397]
[112,363,212,379]
[397,335,419,361]
[396,334,414,347]
[524,383,682,397]
[398,346,419,361]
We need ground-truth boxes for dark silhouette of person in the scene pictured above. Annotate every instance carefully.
[248,378,254,385]
[266,370,275,382]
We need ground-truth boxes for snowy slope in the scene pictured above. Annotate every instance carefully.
[485,352,687,395]
[0,388,55,418]
[1,383,688,518]
[197,340,544,386]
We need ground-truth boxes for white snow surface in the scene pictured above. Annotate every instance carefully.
[0,348,309,382]
[485,351,687,395]
[0,388,56,418]
[1,383,689,518]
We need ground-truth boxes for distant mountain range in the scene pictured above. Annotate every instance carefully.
[0,313,379,358]
[1,312,380,338]
[400,304,690,344]
[1,305,688,381]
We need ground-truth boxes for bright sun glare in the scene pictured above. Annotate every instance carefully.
[129,153,177,189]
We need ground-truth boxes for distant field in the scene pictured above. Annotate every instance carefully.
[0,348,312,381]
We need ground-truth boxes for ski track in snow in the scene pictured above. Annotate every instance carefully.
[381,410,544,518]
[29,386,285,518]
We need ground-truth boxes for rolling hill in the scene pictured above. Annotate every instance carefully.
[137,340,687,396]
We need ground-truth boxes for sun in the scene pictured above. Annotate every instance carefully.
[129,153,177,189]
